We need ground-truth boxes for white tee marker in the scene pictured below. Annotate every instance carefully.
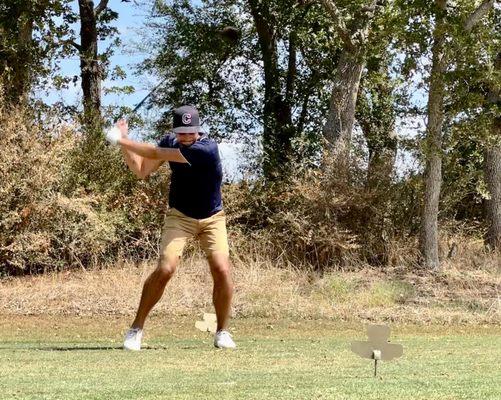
[351,325,403,377]
[195,313,217,334]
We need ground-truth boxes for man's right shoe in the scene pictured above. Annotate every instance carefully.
[214,330,236,349]
[123,327,143,351]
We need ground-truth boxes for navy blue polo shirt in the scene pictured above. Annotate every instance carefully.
[158,133,223,219]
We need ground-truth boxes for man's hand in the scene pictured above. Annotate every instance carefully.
[117,119,128,138]
[105,119,128,145]
[105,127,121,145]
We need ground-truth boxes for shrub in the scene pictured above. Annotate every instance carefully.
[0,101,169,274]
[223,162,365,269]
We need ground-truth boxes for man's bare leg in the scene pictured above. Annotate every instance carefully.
[207,252,233,331]
[131,256,178,329]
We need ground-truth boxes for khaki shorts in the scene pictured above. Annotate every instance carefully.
[159,208,229,260]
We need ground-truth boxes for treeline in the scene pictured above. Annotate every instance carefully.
[0,0,499,274]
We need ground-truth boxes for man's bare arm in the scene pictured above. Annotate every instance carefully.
[120,143,143,177]
[118,137,189,164]
[113,119,188,178]
[120,146,164,179]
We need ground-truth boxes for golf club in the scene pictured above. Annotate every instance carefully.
[106,26,241,145]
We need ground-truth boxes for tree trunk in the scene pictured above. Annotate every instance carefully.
[322,50,365,163]
[356,64,397,265]
[367,143,397,189]
[483,50,501,250]
[0,2,34,105]
[419,0,447,270]
[319,0,378,166]
[248,0,294,179]
[357,60,398,190]
[13,11,33,104]
[78,0,102,128]
[485,145,501,249]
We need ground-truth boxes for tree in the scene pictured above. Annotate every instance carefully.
[355,18,400,191]
[355,49,399,265]
[247,0,296,177]
[247,0,318,178]
[484,52,501,249]
[63,0,119,129]
[419,0,447,270]
[139,0,255,138]
[319,0,384,165]
[419,0,495,269]
[139,0,334,178]
[0,0,71,106]
[441,3,499,249]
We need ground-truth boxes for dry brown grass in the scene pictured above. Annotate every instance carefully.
[1,239,499,325]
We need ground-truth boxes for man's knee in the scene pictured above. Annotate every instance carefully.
[155,257,178,281]
[209,253,231,280]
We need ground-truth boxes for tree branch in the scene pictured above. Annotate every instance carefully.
[436,0,447,10]
[318,0,355,51]
[487,52,500,106]
[247,0,280,94]
[94,0,109,16]
[61,39,82,52]
[285,31,297,107]
[353,0,379,45]
[285,3,312,107]
[297,70,319,133]
[464,0,495,32]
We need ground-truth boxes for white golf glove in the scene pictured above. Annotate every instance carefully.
[105,126,122,145]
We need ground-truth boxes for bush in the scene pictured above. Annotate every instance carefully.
[0,101,169,275]
[364,280,416,307]
[222,155,428,270]
[2,98,488,275]
[224,161,365,269]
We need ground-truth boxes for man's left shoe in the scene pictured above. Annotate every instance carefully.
[123,327,143,351]
[214,330,236,349]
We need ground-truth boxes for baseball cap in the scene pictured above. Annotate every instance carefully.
[172,105,201,133]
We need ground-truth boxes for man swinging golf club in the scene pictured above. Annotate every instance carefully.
[107,105,236,350]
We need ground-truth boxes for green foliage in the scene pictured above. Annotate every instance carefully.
[324,276,356,303]
[0,0,73,103]
[139,0,251,138]
[224,170,360,269]
[224,150,426,268]
[138,0,336,171]
[1,0,499,272]
[0,102,112,273]
[436,1,500,223]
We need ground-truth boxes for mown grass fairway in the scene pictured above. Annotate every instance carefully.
[0,316,499,400]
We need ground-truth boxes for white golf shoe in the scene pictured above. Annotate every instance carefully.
[123,327,143,351]
[214,330,236,349]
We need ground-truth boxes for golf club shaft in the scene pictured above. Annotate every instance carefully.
[130,78,168,115]
[114,77,168,123]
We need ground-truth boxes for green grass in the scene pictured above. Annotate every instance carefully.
[365,280,416,306]
[324,276,356,303]
[0,316,499,400]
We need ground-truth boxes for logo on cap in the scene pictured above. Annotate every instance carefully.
[182,113,192,125]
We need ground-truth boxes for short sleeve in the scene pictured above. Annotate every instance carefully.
[158,134,175,148]
[179,139,219,166]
